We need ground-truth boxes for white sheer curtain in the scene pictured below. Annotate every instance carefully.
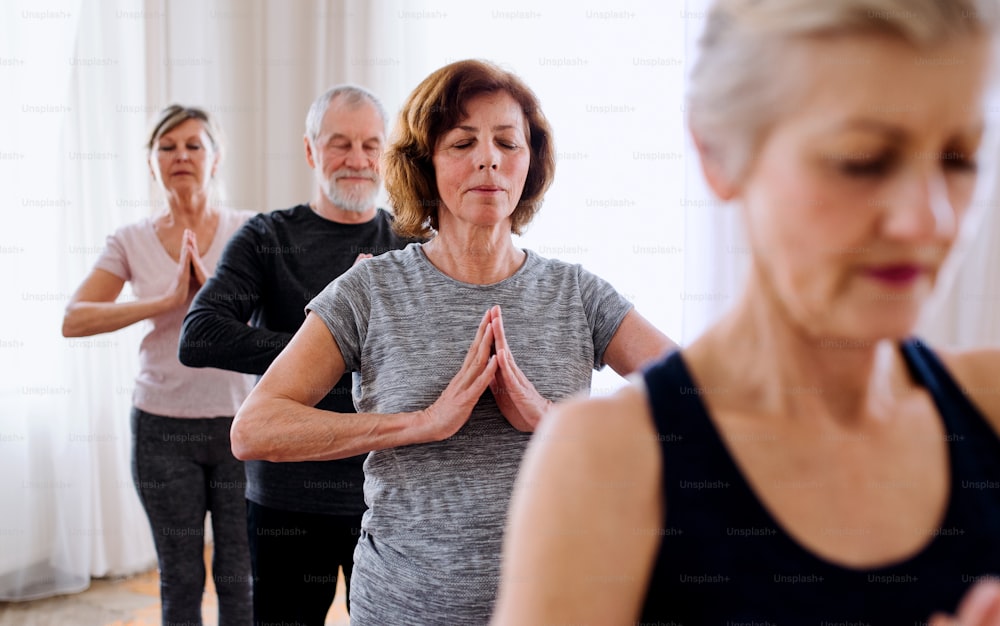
[1,0,155,601]
[379,0,724,394]
[1,0,388,601]
[2,0,998,603]
[919,118,1000,346]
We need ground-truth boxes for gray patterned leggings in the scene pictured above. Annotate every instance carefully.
[131,408,251,626]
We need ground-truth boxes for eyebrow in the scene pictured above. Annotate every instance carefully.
[326,133,383,143]
[831,118,984,142]
[158,135,203,144]
[833,119,907,141]
[453,124,519,132]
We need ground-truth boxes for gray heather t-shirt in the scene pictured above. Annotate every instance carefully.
[307,242,632,625]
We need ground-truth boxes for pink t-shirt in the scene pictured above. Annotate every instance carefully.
[94,207,255,417]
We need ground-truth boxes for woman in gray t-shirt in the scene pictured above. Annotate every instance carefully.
[232,59,677,626]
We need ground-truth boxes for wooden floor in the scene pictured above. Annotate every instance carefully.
[0,547,350,626]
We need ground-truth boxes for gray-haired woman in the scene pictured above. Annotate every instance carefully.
[493,1,1000,624]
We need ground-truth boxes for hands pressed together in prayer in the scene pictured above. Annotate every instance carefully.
[164,229,209,309]
[420,305,552,439]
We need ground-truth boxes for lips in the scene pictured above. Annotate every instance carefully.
[863,265,925,285]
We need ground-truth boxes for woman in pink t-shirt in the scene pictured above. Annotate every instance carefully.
[63,105,253,625]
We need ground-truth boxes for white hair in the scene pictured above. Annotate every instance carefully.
[688,0,1000,182]
[304,84,387,145]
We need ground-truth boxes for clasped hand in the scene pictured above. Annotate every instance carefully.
[422,305,552,439]
[164,229,209,308]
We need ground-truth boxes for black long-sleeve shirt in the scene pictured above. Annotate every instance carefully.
[180,204,413,515]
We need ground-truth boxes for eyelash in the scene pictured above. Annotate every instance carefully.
[452,140,518,150]
[840,154,978,177]
[943,155,978,172]
[329,144,380,153]
[159,144,201,151]
[840,159,891,177]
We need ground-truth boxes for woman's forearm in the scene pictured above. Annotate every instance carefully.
[62,295,174,337]
[231,395,437,462]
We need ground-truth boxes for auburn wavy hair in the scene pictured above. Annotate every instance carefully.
[384,59,556,238]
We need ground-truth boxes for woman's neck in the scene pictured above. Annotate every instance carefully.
[422,225,525,285]
[162,191,213,229]
[688,276,911,426]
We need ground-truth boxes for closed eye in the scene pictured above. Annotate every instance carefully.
[942,152,977,173]
[840,159,893,177]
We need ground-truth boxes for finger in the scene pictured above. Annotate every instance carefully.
[474,307,494,343]
[492,306,511,354]
[927,615,956,626]
[494,349,515,389]
[460,309,496,370]
[449,352,498,411]
[469,355,499,397]
[497,347,530,389]
[457,322,495,388]
[494,358,530,410]
[958,581,1000,625]
[492,357,511,396]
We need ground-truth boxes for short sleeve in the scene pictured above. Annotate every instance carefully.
[577,265,633,369]
[306,263,372,373]
[92,228,131,282]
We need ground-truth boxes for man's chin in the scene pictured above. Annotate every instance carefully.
[323,191,376,214]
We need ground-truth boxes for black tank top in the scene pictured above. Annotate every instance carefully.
[639,339,1000,624]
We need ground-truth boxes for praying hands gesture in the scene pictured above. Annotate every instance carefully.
[183,228,210,286]
[63,228,216,338]
[421,305,551,439]
[489,306,552,431]
[164,229,209,309]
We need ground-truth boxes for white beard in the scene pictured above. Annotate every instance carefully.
[321,169,379,213]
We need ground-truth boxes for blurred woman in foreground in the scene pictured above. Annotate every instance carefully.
[493,1,1000,624]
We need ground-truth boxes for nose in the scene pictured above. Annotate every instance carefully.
[344,143,373,170]
[476,142,500,170]
[882,167,957,241]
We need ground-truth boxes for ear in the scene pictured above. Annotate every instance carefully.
[210,150,221,179]
[304,135,317,169]
[692,132,737,202]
